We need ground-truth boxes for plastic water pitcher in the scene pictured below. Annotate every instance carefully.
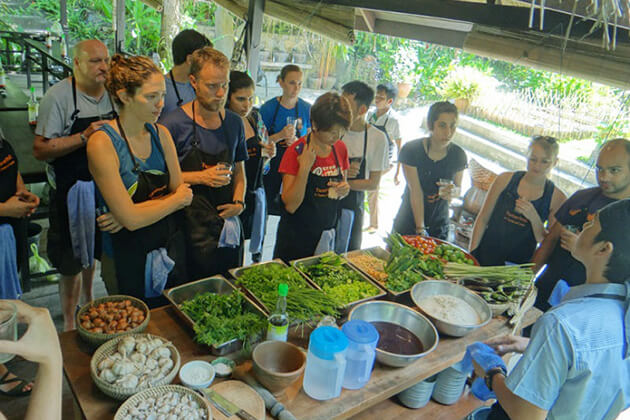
[303,326,348,400]
[341,320,379,390]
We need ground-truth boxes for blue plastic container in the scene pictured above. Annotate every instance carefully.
[341,320,379,390]
[303,326,349,400]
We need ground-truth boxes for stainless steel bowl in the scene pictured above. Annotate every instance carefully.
[411,281,492,337]
[347,301,439,367]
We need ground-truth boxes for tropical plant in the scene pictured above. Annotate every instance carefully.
[439,66,490,101]
[390,44,419,85]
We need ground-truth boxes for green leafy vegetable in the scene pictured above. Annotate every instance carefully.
[236,263,339,323]
[180,291,266,347]
[297,252,380,305]
[445,263,534,304]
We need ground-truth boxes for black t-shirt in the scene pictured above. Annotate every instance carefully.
[395,139,467,236]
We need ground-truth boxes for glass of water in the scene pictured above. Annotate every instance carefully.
[0,302,17,364]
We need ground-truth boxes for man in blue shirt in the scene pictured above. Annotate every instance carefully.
[160,29,211,117]
[474,199,630,420]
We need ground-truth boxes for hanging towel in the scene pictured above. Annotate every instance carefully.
[67,180,95,268]
[144,247,174,298]
[334,208,354,254]
[315,228,336,255]
[0,224,21,299]
[219,216,241,248]
[249,187,266,254]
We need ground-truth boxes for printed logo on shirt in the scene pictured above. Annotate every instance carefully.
[312,165,340,177]
[0,154,15,173]
[568,208,582,216]
[247,146,258,158]
[314,187,329,198]
[504,210,528,227]
[427,193,440,204]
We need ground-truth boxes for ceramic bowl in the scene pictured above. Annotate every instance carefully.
[252,340,306,395]
[179,360,215,390]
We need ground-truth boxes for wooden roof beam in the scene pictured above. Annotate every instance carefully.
[358,8,376,32]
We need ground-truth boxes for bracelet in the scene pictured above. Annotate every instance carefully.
[485,366,507,392]
[233,200,245,210]
[80,132,88,144]
[415,227,428,236]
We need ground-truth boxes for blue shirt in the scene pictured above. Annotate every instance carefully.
[160,73,196,117]
[259,97,311,136]
[506,283,630,419]
[160,108,248,164]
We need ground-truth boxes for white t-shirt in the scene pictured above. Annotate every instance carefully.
[341,125,388,180]
[368,108,401,142]
[35,78,116,139]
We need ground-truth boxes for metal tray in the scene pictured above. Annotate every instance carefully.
[344,247,412,298]
[291,254,387,313]
[163,276,267,356]
[229,259,319,314]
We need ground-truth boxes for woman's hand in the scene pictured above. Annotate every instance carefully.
[0,195,38,218]
[97,212,124,233]
[217,202,244,219]
[260,141,276,159]
[328,180,350,200]
[514,198,539,222]
[297,142,317,172]
[486,335,530,355]
[173,183,193,209]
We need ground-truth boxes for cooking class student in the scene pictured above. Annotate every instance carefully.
[366,82,402,233]
[469,136,567,266]
[0,132,39,398]
[87,54,193,307]
[160,29,212,117]
[393,101,467,240]
[274,92,351,262]
[160,47,247,278]
[32,39,116,331]
[468,199,630,420]
[259,64,311,215]
[339,81,388,251]
[532,138,630,311]
[226,71,275,264]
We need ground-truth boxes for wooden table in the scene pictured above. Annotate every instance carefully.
[60,305,540,420]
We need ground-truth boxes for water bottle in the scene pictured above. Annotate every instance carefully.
[341,320,379,390]
[27,87,38,126]
[266,283,289,341]
[303,326,348,400]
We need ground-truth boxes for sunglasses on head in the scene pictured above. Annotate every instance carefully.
[533,135,557,144]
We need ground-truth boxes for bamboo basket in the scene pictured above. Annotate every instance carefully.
[90,333,180,400]
[114,385,212,419]
[76,295,150,347]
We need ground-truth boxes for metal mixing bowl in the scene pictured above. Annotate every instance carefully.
[411,281,492,337]
[347,301,439,367]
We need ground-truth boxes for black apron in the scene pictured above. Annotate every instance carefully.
[274,135,343,262]
[472,172,554,266]
[109,118,187,308]
[179,102,242,279]
[372,114,394,162]
[169,70,184,107]
[0,140,26,271]
[265,99,299,215]
[534,192,610,311]
[340,127,368,251]
[47,77,116,274]
[241,113,265,239]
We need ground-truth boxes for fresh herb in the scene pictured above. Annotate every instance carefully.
[384,233,445,292]
[445,263,534,304]
[180,292,266,347]
[298,252,380,305]
[236,263,339,323]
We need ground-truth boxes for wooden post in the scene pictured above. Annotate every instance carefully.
[114,0,125,53]
[159,0,182,64]
[246,0,265,79]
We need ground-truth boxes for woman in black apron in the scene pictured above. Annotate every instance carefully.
[470,136,566,265]
[393,102,467,240]
[87,55,192,307]
[274,92,352,262]
[226,71,275,263]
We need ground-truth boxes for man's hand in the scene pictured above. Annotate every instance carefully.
[559,227,578,253]
[261,141,276,159]
[217,202,243,219]
[199,165,232,188]
[97,212,124,233]
[486,335,530,355]
[83,121,107,141]
[347,160,362,179]
[0,195,38,218]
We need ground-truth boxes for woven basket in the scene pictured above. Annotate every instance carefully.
[90,333,180,400]
[114,385,212,420]
[76,295,150,347]
[469,159,497,191]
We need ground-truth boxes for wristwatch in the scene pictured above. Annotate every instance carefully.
[415,226,428,236]
[233,200,246,210]
[485,366,507,392]
[80,132,88,144]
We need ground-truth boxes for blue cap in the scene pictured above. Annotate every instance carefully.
[342,320,379,345]
[309,326,348,360]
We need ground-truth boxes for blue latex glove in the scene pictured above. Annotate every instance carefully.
[471,376,496,401]
[451,350,473,374]
[467,342,506,372]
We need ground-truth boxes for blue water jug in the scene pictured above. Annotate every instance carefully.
[303,326,348,400]
[342,320,379,390]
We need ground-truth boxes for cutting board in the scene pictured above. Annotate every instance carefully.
[210,380,266,420]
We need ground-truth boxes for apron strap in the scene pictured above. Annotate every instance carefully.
[116,116,141,173]
[70,76,80,120]
[269,98,281,135]
[169,70,183,107]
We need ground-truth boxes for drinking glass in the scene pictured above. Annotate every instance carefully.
[438,178,454,199]
[0,302,17,364]
[217,161,233,179]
